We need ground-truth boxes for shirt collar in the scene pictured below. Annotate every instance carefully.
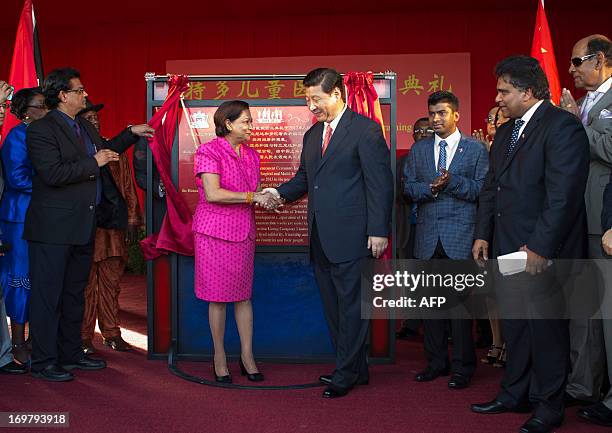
[56,109,78,128]
[325,103,347,132]
[434,127,461,148]
[519,99,544,125]
[593,76,611,94]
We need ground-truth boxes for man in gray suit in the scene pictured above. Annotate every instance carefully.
[561,34,612,425]
[0,79,27,375]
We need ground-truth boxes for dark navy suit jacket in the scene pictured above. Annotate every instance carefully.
[277,108,393,263]
[475,100,589,259]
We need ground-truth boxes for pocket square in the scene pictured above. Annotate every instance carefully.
[599,109,612,119]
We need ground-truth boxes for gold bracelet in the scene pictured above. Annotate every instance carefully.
[245,191,254,204]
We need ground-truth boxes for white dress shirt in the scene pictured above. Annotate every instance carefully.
[581,76,612,116]
[321,103,347,146]
[434,128,462,171]
[516,99,544,137]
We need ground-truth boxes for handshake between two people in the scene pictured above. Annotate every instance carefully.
[252,188,285,213]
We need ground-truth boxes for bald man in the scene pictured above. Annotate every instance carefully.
[561,34,612,427]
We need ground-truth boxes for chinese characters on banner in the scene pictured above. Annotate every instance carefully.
[178,105,313,246]
[167,53,471,150]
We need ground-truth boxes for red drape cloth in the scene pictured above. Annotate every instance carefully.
[140,75,194,259]
[344,71,391,356]
[344,71,387,143]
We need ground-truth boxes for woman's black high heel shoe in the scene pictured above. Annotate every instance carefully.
[239,358,264,382]
[213,360,232,383]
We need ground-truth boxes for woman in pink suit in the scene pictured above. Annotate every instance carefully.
[193,100,270,383]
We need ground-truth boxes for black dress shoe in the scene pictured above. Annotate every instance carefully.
[319,375,369,386]
[471,399,531,414]
[322,386,348,398]
[519,416,559,433]
[239,359,264,382]
[213,360,232,383]
[447,373,470,389]
[415,366,449,382]
[578,402,612,427]
[61,356,106,371]
[31,364,74,382]
[0,361,27,374]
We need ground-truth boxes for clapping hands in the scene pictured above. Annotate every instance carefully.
[430,169,450,195]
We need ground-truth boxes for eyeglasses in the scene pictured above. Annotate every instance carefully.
[64,88,86,95]
[485,115,496,124]
[414,128,434,134]
[26,104,46,109]
[571,53,597,67]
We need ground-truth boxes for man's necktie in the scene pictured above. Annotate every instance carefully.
[322,124,333,155]
[581,92,597,125]
[437,140,447,175]
[505,119,525,158]
[73,122,88,153]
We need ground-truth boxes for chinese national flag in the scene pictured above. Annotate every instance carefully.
[530,0,560,104]
[1,0,44,144]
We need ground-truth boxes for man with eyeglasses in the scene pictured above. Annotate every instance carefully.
[560,34,612,427]
[25,68,154,382]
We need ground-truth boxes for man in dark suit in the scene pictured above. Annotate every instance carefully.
[25,67,153,382]
[471,56,590,433]
[404,91,488,389]
[265,68,393,398]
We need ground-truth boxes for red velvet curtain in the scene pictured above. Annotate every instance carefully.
[140,75,194,259]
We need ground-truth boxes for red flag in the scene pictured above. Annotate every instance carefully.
[1,0,44,144]
[530,0,560,104]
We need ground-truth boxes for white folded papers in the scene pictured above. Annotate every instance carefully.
[497,251,528,276]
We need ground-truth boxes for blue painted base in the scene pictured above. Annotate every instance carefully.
[177,252,334,360]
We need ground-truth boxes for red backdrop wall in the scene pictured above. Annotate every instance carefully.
[0,1,609,141]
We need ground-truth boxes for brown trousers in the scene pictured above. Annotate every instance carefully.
[81,257,126,341]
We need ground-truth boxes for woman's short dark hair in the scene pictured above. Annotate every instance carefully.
[495,55,550,100]
[10,87,44,120]
[427,90,459,111]
[43,67,80,109]
[303,68,346,101]
[214,100,250,137]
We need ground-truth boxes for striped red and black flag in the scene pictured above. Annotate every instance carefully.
[1,0,44,143]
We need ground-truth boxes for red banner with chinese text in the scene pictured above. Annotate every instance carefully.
[167,53,470,150]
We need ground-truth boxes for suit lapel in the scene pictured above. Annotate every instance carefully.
[315,108,352,175]
[448,136,467,172]
[498,101,548,176]
[79,117,102,152]
[50,110,88,157]
[426,138,436,177]
[588,88,612,124]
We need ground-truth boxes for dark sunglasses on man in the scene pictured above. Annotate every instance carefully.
[571,53,597,67]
